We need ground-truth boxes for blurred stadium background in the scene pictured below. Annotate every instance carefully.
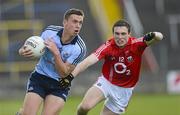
[0,0,180,114]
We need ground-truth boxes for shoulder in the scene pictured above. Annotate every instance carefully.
[129,37,147,51]
[41,25,63,39]
[42,25,63,34]
[75,36,87,53]
[70,36,87,65]
[94,39,112,54]
[102,38,114,49]
[45,25,63,31]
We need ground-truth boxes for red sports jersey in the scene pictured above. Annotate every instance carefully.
[93,37,147,88]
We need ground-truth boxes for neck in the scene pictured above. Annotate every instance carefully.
[61,31,74,44]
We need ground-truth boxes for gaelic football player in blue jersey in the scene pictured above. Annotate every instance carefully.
[17,8,86,115]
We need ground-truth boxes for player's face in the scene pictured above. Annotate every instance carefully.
[63,14,84,37]
[113,26,130,47]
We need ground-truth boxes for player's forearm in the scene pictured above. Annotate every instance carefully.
[72,54,98,77]
[72,62,86,77]
[53,53,69,77]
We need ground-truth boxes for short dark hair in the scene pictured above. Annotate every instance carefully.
[112,20,131,33]
[64,8,84,20]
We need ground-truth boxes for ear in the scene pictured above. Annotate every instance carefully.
[128,32,131,37]
[63,19,66,26]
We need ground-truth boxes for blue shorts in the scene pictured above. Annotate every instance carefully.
[26,71,70,101]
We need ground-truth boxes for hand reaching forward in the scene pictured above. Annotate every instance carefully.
[59,74,74,89]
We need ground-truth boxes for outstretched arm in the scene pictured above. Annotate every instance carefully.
[59,54,99,88]
[72,53,99,77]
[144,32,163,46]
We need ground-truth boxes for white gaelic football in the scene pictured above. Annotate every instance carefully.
[154,32,163,41]
[24,36,45,57]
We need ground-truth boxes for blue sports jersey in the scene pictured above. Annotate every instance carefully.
[34,25,86,81]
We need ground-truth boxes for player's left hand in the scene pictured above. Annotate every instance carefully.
[59,73,74,88]
[19,46,35,58]
[144,32,155,41]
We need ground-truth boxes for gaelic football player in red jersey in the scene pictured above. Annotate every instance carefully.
[60,20,163,115]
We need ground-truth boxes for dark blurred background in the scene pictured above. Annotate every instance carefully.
[0,0,180,99]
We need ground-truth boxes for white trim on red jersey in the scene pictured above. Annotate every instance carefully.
[94,41,111,58]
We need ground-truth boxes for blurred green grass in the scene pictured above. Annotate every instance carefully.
[0,94,180,115]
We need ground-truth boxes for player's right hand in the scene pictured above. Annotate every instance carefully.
[19,46,34,58]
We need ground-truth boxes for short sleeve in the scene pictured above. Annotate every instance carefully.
[132,37,147,55]
[67,50,86,65]
[67,40,87,65]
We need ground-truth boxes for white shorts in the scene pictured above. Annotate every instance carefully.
[94,76,134,114]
